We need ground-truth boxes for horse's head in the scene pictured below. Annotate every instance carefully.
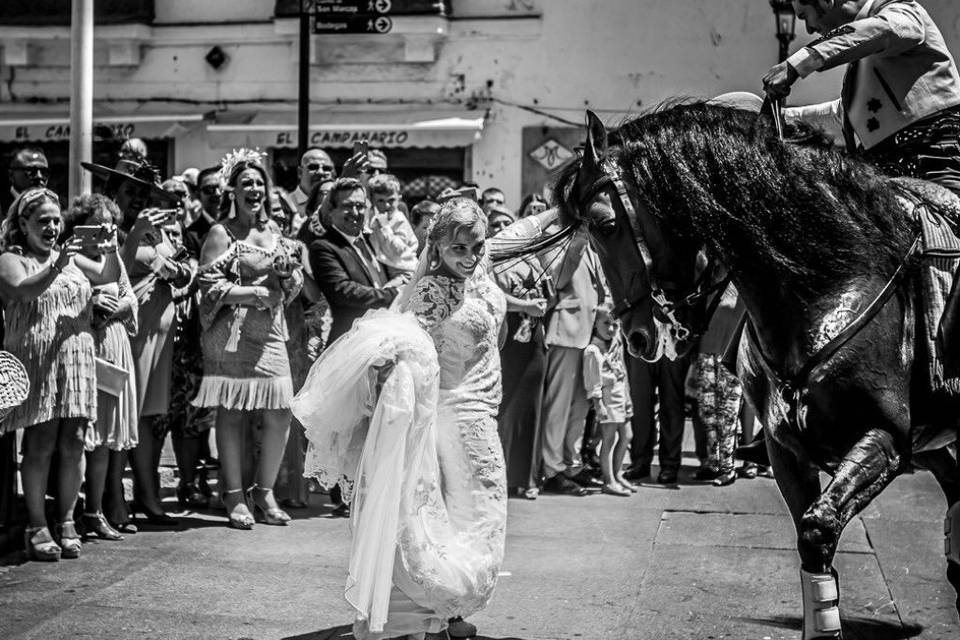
[563,110,705,362]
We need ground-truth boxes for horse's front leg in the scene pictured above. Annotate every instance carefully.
[799,428,906,639]
[765,426,837,640]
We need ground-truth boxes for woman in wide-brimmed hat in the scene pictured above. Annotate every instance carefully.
[83,157,190,528]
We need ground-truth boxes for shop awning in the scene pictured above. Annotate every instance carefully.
[206,110,486,150]
[0,111,206,143]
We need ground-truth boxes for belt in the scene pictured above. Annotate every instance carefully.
[869,104,960,155]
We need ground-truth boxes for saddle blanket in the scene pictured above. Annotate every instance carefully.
[894,178,960,400]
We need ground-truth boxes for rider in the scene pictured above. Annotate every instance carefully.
[763,0,960,196]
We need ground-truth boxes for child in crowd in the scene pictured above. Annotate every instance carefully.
[366,174,418,278]
[583,305,635,496]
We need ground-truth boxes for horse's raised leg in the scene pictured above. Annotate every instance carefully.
[914,448,960,618]
[798,428,906,639]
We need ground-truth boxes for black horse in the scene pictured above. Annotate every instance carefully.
[558,102,960,639]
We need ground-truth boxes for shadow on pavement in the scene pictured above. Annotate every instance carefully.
[282,625,533,640]
[735,615,923,639]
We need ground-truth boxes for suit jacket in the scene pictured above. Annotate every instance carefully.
[184,213,214,259]
[540,226,605,350]
[308,226,397,342]
[786,0,960,150]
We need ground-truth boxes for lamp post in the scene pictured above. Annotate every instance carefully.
[769,0,797,63]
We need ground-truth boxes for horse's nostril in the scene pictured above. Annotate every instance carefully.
[627,330,649,357]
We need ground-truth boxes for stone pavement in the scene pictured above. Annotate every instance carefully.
[1,459,958,640]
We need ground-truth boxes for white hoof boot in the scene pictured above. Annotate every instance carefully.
[801,568,842,639]
[945,502,960,565]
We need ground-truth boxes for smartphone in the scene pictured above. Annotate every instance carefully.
[74,225,110,253]
[154,208,180,225]
[352,139,369,158]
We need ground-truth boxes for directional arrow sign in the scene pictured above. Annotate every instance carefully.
[315,0,391,15]
[314,14,394,34]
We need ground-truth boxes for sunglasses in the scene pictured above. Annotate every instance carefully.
[305,162,334,172]
[200,185,222,195]
[14,166,49,177]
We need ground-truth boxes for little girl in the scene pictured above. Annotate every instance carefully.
[583,305,635,496]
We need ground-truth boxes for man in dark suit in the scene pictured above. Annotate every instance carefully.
[308,177,402,343]
[307,177,403,517]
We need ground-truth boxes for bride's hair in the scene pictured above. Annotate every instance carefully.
[427,197,487,248]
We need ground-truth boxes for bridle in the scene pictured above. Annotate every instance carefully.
[576,158,730,344]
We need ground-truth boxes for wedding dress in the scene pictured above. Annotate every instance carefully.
[292,265,507,639]
[292,212,555,639]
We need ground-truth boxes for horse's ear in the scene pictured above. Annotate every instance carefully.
[583,110,608,168]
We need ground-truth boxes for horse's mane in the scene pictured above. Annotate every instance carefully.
[558,101,918,301]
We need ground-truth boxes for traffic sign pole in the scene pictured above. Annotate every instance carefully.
[298,0,311,160]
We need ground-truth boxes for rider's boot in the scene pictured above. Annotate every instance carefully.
[800,568,842,640]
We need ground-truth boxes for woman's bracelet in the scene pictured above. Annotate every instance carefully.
[50,261,63,275]
[252,286,268,310]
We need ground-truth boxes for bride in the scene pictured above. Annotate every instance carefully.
[292,196,559,640]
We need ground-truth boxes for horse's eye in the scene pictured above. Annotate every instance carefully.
[595,217,617,237]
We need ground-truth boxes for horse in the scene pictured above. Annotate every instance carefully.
[557,102,960,639]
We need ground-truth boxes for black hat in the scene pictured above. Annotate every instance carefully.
[80,158,180,205]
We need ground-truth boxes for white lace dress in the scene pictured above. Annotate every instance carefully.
[292,271,507,640]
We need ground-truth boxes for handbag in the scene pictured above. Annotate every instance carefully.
[95,357,129,398]
[0,351,29,421]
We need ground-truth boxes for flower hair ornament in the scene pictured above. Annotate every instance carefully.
[217,148,268,224]
[217,148,267,191]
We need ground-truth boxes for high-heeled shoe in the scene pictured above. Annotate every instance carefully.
[176,481,210,510]
[82,512,124,541]
[130,500,178,526]
[221,488,254,530]
[56,521,82,559]
[24,526,61,562]
[247,485,291,526]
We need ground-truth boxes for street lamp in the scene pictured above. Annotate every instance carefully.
[769,0,797,63]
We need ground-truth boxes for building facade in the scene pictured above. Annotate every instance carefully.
[2,0,960,206]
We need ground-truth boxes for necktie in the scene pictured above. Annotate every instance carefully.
[841,60,860,153]
[354,236,383,287]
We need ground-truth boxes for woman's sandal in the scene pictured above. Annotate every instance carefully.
[82,512,124,541]
[601,483,632,497]
[56,521,82,559]
[247,485,291,526]
[24,526,61,562]
[221,488,254,530]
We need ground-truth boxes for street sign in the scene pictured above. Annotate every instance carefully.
[313,0,395,34]
[314,14,393,34]
[315,0,390,16]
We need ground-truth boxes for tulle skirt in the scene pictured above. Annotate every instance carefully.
[292,309,506,638]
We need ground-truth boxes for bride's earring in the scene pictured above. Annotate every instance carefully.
[428,246,441,270]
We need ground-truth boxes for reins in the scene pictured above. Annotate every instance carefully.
[747,233,922,434]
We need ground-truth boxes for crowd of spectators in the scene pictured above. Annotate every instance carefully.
[0,139,768,563]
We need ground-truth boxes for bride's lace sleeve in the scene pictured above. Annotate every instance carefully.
[408,275,457,332]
